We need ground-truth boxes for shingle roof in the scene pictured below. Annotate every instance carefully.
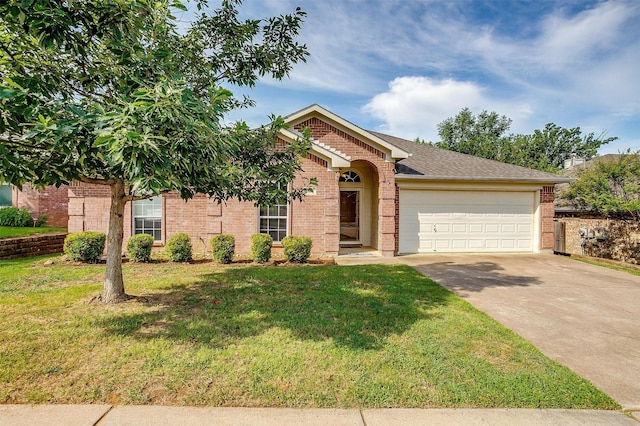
[370,131,572,183]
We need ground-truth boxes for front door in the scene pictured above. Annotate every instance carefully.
[340,190,359,241]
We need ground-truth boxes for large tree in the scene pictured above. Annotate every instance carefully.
[434,108,617,172]
[0,0,311,303]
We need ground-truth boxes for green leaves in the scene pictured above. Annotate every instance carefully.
[435,108,616,172]
[563,152,640,220]
[0,0,310,197]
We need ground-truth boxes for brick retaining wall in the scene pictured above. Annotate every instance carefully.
[0,233,67,260]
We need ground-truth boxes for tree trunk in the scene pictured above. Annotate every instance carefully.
[102,180,129,303]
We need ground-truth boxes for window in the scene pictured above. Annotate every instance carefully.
[339,170,361,182]
[133,195,162,241]
[0,183,11,207]
[259,191,288,243]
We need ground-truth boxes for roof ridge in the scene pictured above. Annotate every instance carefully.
[369,130,569,182]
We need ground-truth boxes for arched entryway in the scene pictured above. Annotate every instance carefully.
[338,161,380,249]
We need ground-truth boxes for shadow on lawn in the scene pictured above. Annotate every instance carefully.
[96,264,452,350]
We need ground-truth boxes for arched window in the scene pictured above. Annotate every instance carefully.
[339,170,361,183]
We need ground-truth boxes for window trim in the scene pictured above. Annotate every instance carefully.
[258,189,289,244]
[132,195,163,243]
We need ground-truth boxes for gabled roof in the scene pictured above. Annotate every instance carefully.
[371,131,572,184]
[284,104,410,160]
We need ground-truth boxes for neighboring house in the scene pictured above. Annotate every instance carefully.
[68,104,569,256]
[0,183,69,227]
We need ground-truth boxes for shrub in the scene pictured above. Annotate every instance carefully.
[36,214,48,227]
[126,233,154,262]
[282,236,313,263]
[0,207,33,227]
[166,233,192,262]
[63,231,106,262]
[251,233,273,263]
[211,234,235,264]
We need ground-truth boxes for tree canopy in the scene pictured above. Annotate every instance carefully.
[433,108,617,172]
[563,153,640,221]
[0,0,311,303]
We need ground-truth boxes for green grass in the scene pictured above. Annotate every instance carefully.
[573,256,640,277]
[0,226,67,239]
[0,255,618,409]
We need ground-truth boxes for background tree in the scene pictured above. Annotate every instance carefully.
[435,108,512,160]
[0,0,311,303]
[563,153,640,222]
[434,108,617,172]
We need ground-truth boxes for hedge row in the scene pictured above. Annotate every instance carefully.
[63,232,313,264]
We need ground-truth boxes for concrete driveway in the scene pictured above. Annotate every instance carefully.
[398,254,640,411]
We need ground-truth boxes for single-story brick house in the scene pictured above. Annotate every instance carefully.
[68,104,569,256]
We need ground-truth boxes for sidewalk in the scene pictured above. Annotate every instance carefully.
[0,405,638,426]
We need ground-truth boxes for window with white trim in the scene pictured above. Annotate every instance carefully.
[339,170,361,183]
[259,190,288,243]
[133,195,162,241]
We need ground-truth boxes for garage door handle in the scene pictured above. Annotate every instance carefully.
[433,225,437,232]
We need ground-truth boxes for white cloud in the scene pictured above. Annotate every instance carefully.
[203,0,640,151]
[363,76,532,142]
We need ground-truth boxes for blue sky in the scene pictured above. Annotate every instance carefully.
[184,0,640,154]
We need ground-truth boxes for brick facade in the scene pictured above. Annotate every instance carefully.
[67,115,399,256]
[294,117,397,256]
[540,185,555,250]
[66,110,559,257]
[12,184,69,227]
[66,117,398,256]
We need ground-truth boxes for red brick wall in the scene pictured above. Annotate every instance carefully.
[540,186,555,250]
[67,161,337,256]
[13,184,68,227]
[290,157,340,256]
[67,182,111,235]
[294,118,397,255]
[68,115,400,256]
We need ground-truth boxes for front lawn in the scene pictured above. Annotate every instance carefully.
[0,256,617,408]
[0,226,67,239]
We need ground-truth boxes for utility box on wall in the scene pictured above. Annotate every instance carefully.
[594,227,608,240]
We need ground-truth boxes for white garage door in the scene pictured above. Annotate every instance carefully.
[399,190,535,253]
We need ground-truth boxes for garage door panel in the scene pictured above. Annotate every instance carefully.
[468,239,483,248]
[485,239,499,248]
[452,224,466,233]
[501,240,516,248]
[518,224,532,232]
[518,239,531,248]
[485,223,499,233]
[469,224,483,233]
[399,190,535,253]
[435,240,451,249]
[501,224,516,232]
